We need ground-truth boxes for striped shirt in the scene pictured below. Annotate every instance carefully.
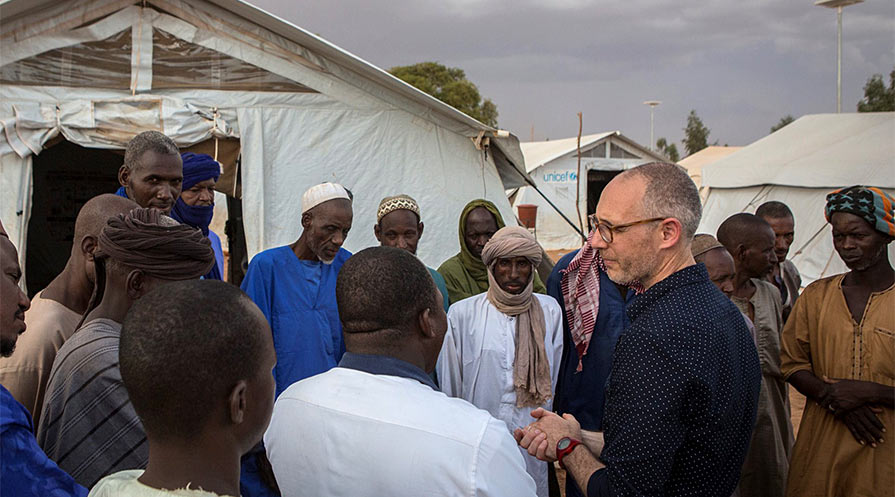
[37,318,147,488]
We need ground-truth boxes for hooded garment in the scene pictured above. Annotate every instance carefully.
[437,199,545,304]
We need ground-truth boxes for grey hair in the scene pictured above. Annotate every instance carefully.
[123,131,179,172]
[624,162,702,240]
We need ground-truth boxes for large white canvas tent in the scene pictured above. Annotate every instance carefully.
[512,132,666,250]
[0,0,533,292]
[699,112,895,286]
[678,146,741,197]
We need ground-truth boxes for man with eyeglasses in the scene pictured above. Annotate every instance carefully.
[516,163,761,497]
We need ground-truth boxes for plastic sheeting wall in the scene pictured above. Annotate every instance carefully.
[699,185,895,286]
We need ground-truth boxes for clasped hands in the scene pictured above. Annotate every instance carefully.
[513,407,585,462]
[818,376,887,448]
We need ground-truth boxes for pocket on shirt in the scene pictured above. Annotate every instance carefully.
[869,327,894,381]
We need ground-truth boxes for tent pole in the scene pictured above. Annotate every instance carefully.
[517,169,585,239]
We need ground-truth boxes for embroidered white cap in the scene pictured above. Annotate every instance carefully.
[301,182,351,214]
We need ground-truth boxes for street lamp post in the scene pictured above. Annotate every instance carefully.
[815,0,864,113]
[643,100,661,150]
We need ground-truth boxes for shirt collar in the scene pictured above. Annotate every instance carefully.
[626,263,709,321]
[338,352,437,390]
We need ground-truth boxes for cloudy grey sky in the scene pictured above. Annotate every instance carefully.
[250,0,894,153]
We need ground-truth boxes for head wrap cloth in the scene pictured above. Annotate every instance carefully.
[825,185,895,237]
[180,153,221,190]
[481,227,552,408]
[96,207,215,280]
[377,195,420,223]
[302,183,351,214]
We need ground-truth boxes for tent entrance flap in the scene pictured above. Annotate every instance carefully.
[26,139,122,297]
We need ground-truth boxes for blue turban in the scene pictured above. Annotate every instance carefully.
[170,152,223,280]
[180,152,221,190]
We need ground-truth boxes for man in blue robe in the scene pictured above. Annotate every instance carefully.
[169,152,225,280]
[239,182,353,497]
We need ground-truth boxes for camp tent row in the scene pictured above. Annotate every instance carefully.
[0,0,532,293]
[511,131,666,251]
[698,112,895,286]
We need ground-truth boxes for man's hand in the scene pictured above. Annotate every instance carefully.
[819,376,878,412]
[513,408,583,462]
[837,404,886,448]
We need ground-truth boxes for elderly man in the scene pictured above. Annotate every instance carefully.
[89,280,275,497]
[781,186,894,497]
[437,227,563,497]
[170,152,225,280]
[37,208,215,487]
[241,182,353,395]
[115,131,183,215]
[756,201,802,322]
[374,194,448,311]
[0,195,136,426]
[438,199,545,304]
[1,220,87,497]
[718,213,793,497]
[516,163,761,497]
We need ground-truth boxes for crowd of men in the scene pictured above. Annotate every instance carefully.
[0,129,892,497]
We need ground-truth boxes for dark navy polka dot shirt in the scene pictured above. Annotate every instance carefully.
[587,264,761,497]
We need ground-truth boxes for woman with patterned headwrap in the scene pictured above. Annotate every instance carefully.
[781,185,894,497]
[437,199,545,305]
[169,153,225,280]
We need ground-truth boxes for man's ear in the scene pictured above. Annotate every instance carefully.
[373,223,382,241]
[125,269,148,300]
[301,212,312,230]
[228,380,248,424]
[418,221,425,238]
[118,165,130,188]
[658,219,682,249]
[417,307,436,339]
[80,235,98,259]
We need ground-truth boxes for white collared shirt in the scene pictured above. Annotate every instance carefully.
[437,293,564,497]
[265,367,537,497]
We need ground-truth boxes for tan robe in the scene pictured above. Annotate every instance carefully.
[781,274,894,497]
[0,291,81,426]
[732,279,793,497]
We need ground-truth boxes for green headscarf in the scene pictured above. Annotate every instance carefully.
[437,199,545,304]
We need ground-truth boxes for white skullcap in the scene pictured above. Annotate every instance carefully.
[301,182,351,214]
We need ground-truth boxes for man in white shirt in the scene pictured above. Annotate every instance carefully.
[265,246,536,497]
[438,226,563,497]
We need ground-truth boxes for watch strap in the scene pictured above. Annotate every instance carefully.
[556,437,583,469]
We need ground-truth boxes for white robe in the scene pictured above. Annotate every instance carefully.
[437,293,564,497]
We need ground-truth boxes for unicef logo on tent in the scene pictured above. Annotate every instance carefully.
[543,171,577,183]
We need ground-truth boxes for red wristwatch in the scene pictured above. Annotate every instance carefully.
[556,437,583,469]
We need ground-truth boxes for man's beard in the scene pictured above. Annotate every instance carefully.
[0,337,16,358]
[849,244,888,272]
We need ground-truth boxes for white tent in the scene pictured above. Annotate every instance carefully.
[512,132,666,250]
[0,0,532,291]
[678,146,742,197]
[699,112,895,286]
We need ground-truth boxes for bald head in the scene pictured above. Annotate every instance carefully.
[717,213,777,278]
[74,194,138,246]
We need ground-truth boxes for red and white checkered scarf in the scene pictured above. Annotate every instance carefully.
[561,230,643,372]
[560,230,605,372]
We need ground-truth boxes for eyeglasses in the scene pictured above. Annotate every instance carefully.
[588,214,666,243]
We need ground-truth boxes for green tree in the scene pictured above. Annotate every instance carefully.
[857,67,895,112]
[389,62,499,127]
[682,110,710,156]
[770,115,794,133]
[655,137,680,162]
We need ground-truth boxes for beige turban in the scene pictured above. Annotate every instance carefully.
[481,226,551,408]
[377,194,420,223]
